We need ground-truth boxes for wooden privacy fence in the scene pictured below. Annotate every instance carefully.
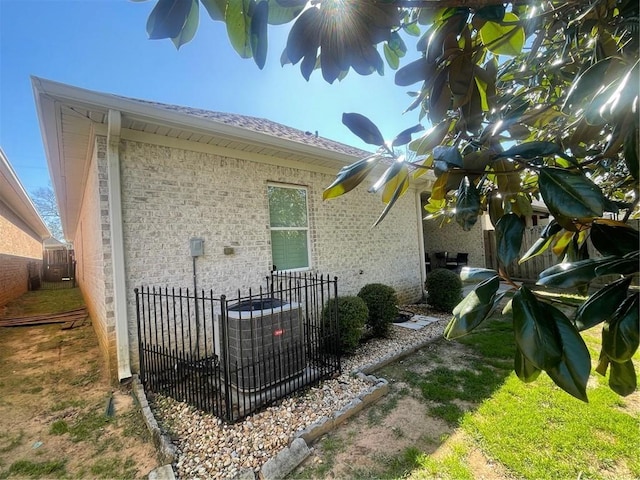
[484,225,556,281]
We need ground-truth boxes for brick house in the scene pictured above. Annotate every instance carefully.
[34,77,460,382]
[0,148,50,307]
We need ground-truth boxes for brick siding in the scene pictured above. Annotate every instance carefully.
[0,201,43,307]
[73,137,117,379]
[77,136,425,375]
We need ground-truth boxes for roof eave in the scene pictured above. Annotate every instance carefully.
[31,76,364,166]
[0,147,51,240]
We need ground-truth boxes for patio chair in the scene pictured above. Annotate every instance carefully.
[445,252,458,270]
[446,252,468,271]
[456,252,469,267]
[434,251,447,269]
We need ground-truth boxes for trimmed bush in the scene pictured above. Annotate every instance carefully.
[321,296,368,354]
[425,268,462,313]
[357,283,398,338]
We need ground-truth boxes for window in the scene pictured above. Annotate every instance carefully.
[268,184,309,271]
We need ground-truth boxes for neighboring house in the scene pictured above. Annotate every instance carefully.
[0,148,51,307]
[34,77,444,382]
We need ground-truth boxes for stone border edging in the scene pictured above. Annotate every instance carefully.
[131,374,177,479]
[137,330,443,480]
[245,331,443,480]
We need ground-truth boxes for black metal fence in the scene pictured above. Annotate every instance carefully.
[135,273,341,423]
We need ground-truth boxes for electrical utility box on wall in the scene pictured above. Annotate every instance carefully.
[190,238,204,257]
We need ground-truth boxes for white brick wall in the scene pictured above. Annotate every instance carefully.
[77,136,425,373]
[74,137,117,376]
[119,138,423,306]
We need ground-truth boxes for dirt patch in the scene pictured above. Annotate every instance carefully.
[0,304,159,478]
[293,336,513,479]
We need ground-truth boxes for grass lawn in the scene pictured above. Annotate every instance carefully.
[409,316,640,479]
[0,288,85,317]
[305,314,640,480]
[0,288,158,479]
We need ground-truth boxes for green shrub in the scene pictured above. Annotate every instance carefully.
[321,296,368,354]
[425,268,462,313]
[357,283,398,338]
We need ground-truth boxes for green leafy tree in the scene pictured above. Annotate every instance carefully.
[140,0,639,400]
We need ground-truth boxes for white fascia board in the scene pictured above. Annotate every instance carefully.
[31,77,68,237]
[0,147,51,239]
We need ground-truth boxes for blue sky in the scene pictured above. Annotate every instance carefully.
[0,0,422,195]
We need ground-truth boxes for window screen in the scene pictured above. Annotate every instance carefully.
[268,185,309,270]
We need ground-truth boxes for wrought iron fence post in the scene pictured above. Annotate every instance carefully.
[219,294,233,422]
[134,287,145,384]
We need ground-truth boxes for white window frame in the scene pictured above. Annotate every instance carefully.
[267,183,311,272]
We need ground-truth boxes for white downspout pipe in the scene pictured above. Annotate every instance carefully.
[107,109,132,381]
[416,189,427,291]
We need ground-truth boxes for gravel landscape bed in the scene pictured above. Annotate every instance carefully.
[151,304,449,479]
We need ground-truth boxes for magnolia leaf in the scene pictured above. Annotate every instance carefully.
[538,167,605,220]
[226,0,253,58]
[602,293,639,363]
[495,213,524,267]
[562,58,617,112]
[384,43,400,70]
[590,222,639,257]
[479,12,524,56]
[487,190,504,229]
[512,193,533,217]
[430,173,449,201]
[515,347,541,383]
[445,276,500,339]
[493,158,522,197]
[171,0,199,48]
[372,174,410,227]
[512,286,562,370]
[342,113,385,146]
[575,276,633,331]
[395,57,433,86]
[609,359,637,396]
[266,0,305,25]
[519,221,562,263]
[369,160,405,194]
[201,0,226,21]
[412,154,433,179]
[409,120,451,155]
[594,258,640,277]
[459,267,498,283]
[552,231,574,257]
[496,141,562,159]
[462,150,493,173]
[474,4,505,22]
[284,7,320,65]
[433,145,463,168]
[381,164,409,204]
[624,126,639,180]
[541,302,591,402]
[147,0,194,39]
[424,196,446,214]
[537,256,617,289]
[455,176,480,231]
[323,155,382,200]
[250,0,269,69]
[391,124,425,147]
[388,31,406,57]
[403,22,421,36]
